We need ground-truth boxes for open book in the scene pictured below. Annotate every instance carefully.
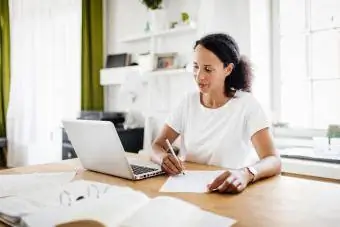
[0,180,236,227]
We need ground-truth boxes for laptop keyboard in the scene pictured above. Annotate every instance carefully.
[130,164,158,175]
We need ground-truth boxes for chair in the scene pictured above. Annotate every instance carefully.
[0,137,7,167]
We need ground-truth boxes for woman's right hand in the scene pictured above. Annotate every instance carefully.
[160,153,185,175]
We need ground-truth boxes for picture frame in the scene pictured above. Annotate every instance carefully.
[106,53,131,68]
[154,53,177,70]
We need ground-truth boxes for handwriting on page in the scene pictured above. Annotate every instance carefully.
[159,170,225,193]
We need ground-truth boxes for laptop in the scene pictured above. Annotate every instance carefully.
[62,119,164,180]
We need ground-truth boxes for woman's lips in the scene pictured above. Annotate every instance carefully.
[199,83,208,88]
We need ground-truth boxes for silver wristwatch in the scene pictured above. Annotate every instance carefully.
[245,166,258,183]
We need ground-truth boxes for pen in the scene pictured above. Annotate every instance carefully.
[165,139,185,175]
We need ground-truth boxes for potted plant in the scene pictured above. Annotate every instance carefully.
[141,0,162,10]
[327,124,340,144]
[181,12,190,24]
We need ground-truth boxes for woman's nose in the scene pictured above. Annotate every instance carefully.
[195,70,206,81]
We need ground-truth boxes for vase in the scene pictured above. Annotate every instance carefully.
[149,9,167,32]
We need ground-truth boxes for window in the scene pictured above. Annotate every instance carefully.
[272,0,340,164]
[7,0,81,166]
[273,0,340,130]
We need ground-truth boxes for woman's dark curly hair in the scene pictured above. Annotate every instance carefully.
[194,33,253,97]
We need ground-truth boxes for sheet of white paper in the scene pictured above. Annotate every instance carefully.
[159,170,225,193]
[0,172,76,198]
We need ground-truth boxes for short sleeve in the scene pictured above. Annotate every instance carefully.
[246,98,270,138]
[165,94,188,134]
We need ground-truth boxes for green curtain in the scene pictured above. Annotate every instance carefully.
[81,0,104,111]
[0,0,11,137]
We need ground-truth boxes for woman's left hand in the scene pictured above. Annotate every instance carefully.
[207,169,251,194]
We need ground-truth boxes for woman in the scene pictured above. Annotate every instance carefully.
[151,33,281,194]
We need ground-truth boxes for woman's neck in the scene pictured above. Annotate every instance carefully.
[201,91,230,108]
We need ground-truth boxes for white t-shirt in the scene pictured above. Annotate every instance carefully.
[166,90,270,169]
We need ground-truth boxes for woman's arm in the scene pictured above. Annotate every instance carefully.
[151,124,183,175]
[246,128,282,183]
[208,128,281,193]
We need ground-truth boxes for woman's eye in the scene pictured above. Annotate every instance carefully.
[205,67,212,73]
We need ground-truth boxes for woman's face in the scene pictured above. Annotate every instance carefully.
[193,44,233,94]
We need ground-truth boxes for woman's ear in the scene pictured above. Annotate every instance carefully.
[224,63,234,77]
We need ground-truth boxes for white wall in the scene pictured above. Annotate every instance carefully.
[107,0,149,56]
[204,0,251,56]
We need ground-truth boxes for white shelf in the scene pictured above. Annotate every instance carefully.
[120,25,197,43]
[155,25,196,37]
[145,68,189,77]
[100,67,191,86]
[119,33,151,43]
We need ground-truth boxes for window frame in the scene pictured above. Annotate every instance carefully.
[271,0,340,138]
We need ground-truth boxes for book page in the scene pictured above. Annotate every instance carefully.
[0,172,76,198]
[0,180,111,220]
[159,170,225,193]
[0,180,107,224]
[120,196,236,227]
[0,172,77,226]
[0,196,46,219]
[20,180,114,207]
[21,181,150,227]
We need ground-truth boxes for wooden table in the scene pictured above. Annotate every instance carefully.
[1,158,340,227]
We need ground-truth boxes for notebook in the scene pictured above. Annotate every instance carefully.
[0,180,236,227]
